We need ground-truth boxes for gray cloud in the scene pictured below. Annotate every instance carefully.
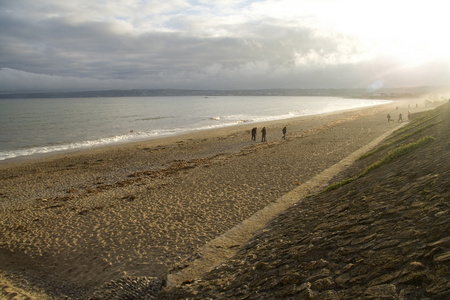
[1,0,449,93]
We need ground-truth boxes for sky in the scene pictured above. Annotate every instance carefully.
[1,0,449,93]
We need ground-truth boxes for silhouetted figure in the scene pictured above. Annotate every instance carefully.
[387,114,391,123]
[251,127,257,141]
[398,113,403,122]
[282,127,287,139]
[261,127,266,142]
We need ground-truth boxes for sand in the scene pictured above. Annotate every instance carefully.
[0,98,429,299]
[159,101,450,299]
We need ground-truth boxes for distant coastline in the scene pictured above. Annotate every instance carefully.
[1,86,449,99]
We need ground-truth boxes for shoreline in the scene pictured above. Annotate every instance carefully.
[0,98,432,298]
[0,100,394,169]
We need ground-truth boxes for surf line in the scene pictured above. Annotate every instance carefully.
[167,121,408,286]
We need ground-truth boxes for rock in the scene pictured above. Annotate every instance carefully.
[368,271,400,287]
[304,259,329,270]
[311,277,335,291]
[281,272,305,285]
[335,273,351,288]
[434,251,450,263]
[297,287,314,299]
[316,290,339,300]
[364,284,397,299]
[402,261,426,273]
[426,277,450,295]
[307,268,331,282]
[397,272,427,285]
[89,276,165,300]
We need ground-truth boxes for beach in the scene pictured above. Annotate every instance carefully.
[0,99,428,299]
[159,100,450,299]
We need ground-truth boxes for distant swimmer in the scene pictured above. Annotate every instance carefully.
[282,127,287,139]
[261,127,266,142]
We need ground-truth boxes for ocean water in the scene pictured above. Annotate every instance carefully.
[0,96,390,161]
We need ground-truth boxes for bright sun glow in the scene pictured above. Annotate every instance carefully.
[243,0,449,67]
[315,0,450,64]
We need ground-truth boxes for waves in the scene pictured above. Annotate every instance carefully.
[0,120,244,161]
[0,129,178,161]
[0,114,276,160]
[0,96,391,161]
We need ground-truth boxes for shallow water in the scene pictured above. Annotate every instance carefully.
[0,96,390,160]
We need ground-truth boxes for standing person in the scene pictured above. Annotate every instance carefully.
[387,114,391,123]
[282,127,287,139]
[261,127,266,142]
[398,113,403,122]
[251,127,257,141]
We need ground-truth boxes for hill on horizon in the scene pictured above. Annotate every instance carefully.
[1,86,449,100]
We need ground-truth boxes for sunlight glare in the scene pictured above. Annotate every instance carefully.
[320,0,449,63]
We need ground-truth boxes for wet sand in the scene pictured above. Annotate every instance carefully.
[0,99,427,298]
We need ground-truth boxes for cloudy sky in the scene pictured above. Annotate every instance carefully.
[1,0,449,93]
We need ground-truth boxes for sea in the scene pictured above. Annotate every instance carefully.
[0,96,390,161]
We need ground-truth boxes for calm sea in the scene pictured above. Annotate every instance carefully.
[0,96,390,161]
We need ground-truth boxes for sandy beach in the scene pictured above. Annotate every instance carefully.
[0,98,429,299]
[159,100,449,300]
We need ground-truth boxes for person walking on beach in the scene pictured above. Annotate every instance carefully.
[282,127,287,139]
[261,127,266,142]
[398,113,403,122]
[251,127,257,141]
[387,114,391,123]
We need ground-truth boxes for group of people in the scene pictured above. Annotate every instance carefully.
[387,104,417,124]
[251,126,287,142]
[387,111,410,123]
